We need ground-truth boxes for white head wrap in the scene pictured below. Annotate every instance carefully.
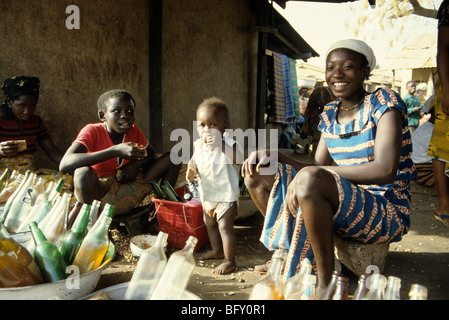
[326,39,377,72]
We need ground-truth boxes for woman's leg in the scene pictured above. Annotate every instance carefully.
[289,166,340,297]
[244,169,275,216]
[433,158,449,225]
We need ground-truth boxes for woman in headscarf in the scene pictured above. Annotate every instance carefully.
[242,39,416,298]
[0,76,64,173]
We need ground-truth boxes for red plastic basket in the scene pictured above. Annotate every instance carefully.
[152,187,209,252]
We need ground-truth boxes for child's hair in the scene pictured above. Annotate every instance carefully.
[97,89,136,112]
[197,97,230,123]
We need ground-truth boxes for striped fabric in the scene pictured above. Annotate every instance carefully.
[0,114,49,155]
[271,52,286,123]
[261,88,417,280]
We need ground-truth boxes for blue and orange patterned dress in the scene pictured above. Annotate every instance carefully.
[261,88,417,280]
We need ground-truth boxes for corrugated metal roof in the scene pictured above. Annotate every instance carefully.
[384,33,437,70]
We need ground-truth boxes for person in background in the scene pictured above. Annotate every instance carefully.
[59,89,181,215]
[429,0,449,227]
[186,97,243,275]
[403,80,422,135]
[0,76,64,173]
[242,39,416,297]
[300,86,335,156]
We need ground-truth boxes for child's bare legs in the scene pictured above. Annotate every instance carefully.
[200,203,237,274]
[143,152,182,186]
[73,166,105,204]
[433,159,449,225]
[288,167,339,298]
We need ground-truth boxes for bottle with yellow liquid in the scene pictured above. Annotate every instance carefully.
[72,204,114,274]
[249,250,286,300]
[0,249,42,288]
[0,223,42,282]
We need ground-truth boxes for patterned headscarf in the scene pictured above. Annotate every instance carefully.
[326,39,377,72]
[0,76,40,119]
[1,76,40,100]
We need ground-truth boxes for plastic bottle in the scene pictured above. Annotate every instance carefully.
[150,236,198,300]
[352,274,368,300]
[320,270,341,300]
[29,221,68,283]
[283,258,312,299]
[332,276,349,300]
[60,203,91,265]
[361,274,387,300]
[0,170,30,223]
[384,276,401,300]
[125,231,169,300]
[0,249,42,287]
[249,250,286,300]
[3,172,35,232]
[72,204,115,274]
[0,223,42,282]
[409,284,428,300]
[0,168,12,192]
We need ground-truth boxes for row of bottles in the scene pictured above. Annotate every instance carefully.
[0,202,115,288]
[248,250,429,300]
[124,234,198,300]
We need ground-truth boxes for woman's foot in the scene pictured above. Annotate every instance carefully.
[254,260,271,274]
[213,260,237,275]
[435,210,449,227]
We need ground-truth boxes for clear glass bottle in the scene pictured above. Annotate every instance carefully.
[150,236,198,300]
[29,221,68,283]
[125,231,169,300]
[361,274,387,300]
[72,204,115,274]
[0,223,42,282]
[283,258,312,299]
[249,250,286,300]
[384,276,401,300]
[352,274,368,300]
[320,270,341,300]
[60,203,91,265]
[409,284,428,300]
[332,276,349,300]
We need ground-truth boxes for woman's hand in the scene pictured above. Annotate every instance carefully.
[0,141,21,158]
[241,149,274,177]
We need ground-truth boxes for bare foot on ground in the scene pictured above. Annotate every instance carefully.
[199,250,224,260]
[213,260,237,275]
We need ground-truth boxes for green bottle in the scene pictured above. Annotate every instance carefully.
[29,221,68,283]
[72,204,115,274]
[60,203,91,266]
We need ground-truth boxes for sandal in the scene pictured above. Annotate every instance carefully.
[254,260,271,274]
[434,212,449,228]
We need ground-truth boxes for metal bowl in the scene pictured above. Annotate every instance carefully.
[0,239,116,300]
[80,281,201,300]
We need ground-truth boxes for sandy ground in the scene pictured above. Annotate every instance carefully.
[95,152,449,301]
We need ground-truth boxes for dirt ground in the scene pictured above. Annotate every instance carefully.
[95,152,449,301]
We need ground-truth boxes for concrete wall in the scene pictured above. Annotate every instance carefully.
[0,1,150,169]
[161,0,258,153]
[0,0,259,169]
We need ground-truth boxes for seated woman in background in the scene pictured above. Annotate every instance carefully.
[0,76,71,191]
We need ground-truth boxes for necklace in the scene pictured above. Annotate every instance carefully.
[340,96,365,112]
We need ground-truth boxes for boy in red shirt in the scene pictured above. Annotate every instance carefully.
[60,89,181,215]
